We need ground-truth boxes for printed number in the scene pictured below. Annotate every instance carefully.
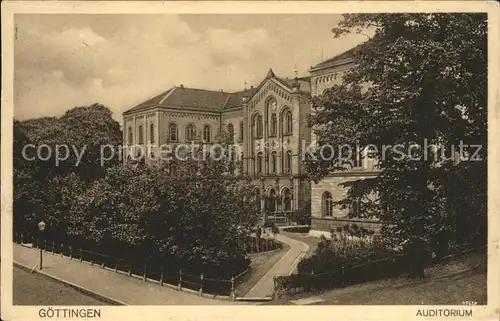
[462,301,478,305]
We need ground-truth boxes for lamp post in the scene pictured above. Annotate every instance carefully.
[38,221,46,270]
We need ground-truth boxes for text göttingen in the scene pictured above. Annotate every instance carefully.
[416,309,473,317]
[39,308,101,318]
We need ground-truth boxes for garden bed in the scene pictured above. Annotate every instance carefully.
[281,225,310,234]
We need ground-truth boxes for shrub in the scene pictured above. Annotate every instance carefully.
[294,200,311,225]
[297,234,395,275]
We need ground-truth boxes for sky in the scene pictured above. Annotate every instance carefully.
[14,14,369,122]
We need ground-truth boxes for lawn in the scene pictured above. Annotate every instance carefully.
[266,250,487,305]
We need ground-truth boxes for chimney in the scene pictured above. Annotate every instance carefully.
[180,84,184,89]
[250,85,254,89]
[220,89,224,93]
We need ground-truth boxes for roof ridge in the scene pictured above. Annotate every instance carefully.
[222,94,232,109]
[311,45,359,70]
[157,87,176,105]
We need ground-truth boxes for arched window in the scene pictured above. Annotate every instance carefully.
[270,151,277,174]
[256,152,263,174]
[270,114,277,136]
[227,123,234,141]
[128,126,133,145]
[282,188,292,211]
[150,123,155,144]
[186,124,196,142]
[203,125,212,143]
[239,121,244,142]
[282,109,292,135]
[254,114,263,138]
[284,150,292,174]
[322,192,333,217]
[266,188,277,212]
[138,125,144,144]
[168,123,178,142]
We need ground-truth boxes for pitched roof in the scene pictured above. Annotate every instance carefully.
[310,46,357,71]
[124,87,230,114]
[124,70,311,115]
[124,89,173,114]
[159,87,230,111]
[275,76,311,93]
[223,87,259,110]
[265,68,276,78]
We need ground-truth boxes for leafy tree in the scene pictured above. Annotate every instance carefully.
[13,104,122,237]
[67,141,260,277]
[306,14,487,277]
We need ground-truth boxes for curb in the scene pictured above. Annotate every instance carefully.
[234,296,273,302]
[14,244,234,302]
[14,261,127,306]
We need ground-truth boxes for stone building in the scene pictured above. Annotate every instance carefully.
[307,48,382,238]
[122,46,380,236]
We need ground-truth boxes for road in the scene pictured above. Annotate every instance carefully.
[13,267,107,305]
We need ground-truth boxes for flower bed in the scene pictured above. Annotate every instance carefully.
[246,236,282,254]
[282,225,310,234]
[273,234,403,298]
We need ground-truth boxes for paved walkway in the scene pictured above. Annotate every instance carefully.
[244,234,309,298]
[14,244,238,305]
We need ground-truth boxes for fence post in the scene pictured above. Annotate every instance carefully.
[341,264,345,286]
[143,262,147,281]
[178,270,182,291]
[101,261,105,269]
[230,277,235,300]
[69,245,73,260]
[60,242,64,257]
[21,233,24,244]
[199,273,203,296]
[128,262,132,276]
[79,247,83,262]
[115,262,118,273]
[90,251,94,265]
[159,263,164,286]
[52,240,55,254]
[44,240,47,252]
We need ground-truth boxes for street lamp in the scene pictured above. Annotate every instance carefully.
[38,221,46,270]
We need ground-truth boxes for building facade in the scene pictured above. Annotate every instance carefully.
[122,47,380,236]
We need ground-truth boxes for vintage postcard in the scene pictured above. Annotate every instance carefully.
[1,1,499,321]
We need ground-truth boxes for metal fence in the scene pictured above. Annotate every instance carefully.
[273,243,486,298]
[14,233,248,298]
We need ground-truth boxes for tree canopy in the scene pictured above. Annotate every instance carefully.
[306,14,487,271]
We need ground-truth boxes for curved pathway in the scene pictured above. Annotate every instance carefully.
[244,233,309,298]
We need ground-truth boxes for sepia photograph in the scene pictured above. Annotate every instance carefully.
[1,1,499,321]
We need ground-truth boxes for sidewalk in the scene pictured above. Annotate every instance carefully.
[244,234,309,298]
[14,243,239,305]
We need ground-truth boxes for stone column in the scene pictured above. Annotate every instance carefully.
[242,96,249,174]
[133,115,137,160]
[122,117,127,164]
[274,176,280,212]
[260,177,266,220]
[145,114,149,165]
[290,80,301,176]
